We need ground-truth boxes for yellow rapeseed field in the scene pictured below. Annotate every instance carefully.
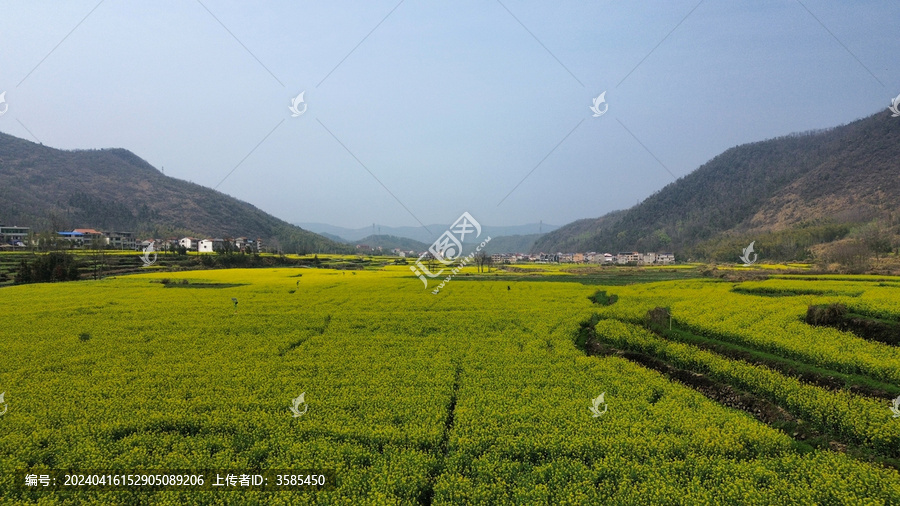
[2,268,900,504]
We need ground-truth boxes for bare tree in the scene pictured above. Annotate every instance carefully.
[474,251,488,273]
[425,253,440,274]
[821,240,871,274]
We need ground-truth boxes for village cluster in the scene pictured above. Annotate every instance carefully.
[380,245,676,265]
[485,251,676,265]
[1,224,675,264]
[0,225,262,254]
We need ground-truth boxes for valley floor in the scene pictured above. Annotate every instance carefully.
[2,265,900,504]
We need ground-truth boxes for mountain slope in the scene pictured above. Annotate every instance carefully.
[478,233,544,254]
[533,110,900,259]
[0,132,350,254]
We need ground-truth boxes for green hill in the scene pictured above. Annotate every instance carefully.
[0,132,350,254]
[532,110,900,262]
[479,233,543,254]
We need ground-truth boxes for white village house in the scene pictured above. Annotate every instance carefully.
[179,237,197,250]
[656,253,675,264]
[640,253,657,265]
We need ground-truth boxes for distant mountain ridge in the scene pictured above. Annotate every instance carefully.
[321,229,547,255]
[0,132,350,254]
[351,234,428,252]
[533,110,900,261]
[298,221,558,245]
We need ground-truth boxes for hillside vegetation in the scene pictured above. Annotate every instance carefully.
[0,132,350,254]
[533,110,900,265]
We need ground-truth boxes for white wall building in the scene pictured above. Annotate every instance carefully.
[105,231,136,250]
[616,252,640,264]
[656,253,675,264]
[640,252,657,265]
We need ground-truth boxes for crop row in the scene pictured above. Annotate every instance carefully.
[433,311,900,503]
[741,278,900,321]
[591,318,900,457]
[591,279,900,385]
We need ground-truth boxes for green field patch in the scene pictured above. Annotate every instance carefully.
[639,307,899,398]
[774,274,900,283]
[452,268,703,286]
[588,289,618,305]
[806,304,900,347]
[583,317,900,466]
[163,283,247,288]
[655,312,899,399]
[732,286,863,297]
[157,279,247,289]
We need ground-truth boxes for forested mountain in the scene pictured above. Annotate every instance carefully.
[0,132,350,254]
[478,234,543,255]
[532,110,900,262]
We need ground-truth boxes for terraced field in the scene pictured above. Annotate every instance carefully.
[2,267,900,504]
[585,276,900,468]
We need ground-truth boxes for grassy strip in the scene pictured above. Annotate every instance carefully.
[824,313,899,347]
[581,328,900,470]
[161,283,246,289]
[731,287,863,297]
[661,314,900,386]
[848,312,900,327]
[805,303,900,347]
[772,275,900,283]
[650,321,900,400]
[588,318,900,461]
[583,339,836,457]
[452,269,703,286]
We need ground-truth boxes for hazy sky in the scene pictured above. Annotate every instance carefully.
[1,1,897,229]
